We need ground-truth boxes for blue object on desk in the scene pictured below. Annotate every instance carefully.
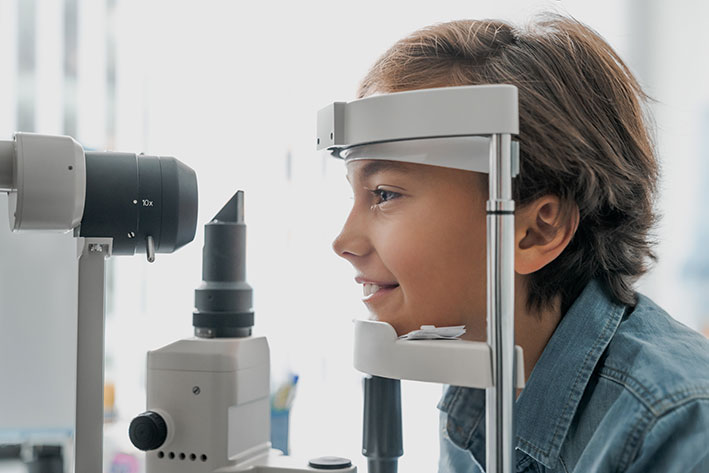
[270,373,298,455]
[270,409,290,454]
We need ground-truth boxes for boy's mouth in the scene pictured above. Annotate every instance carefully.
[355,276,400,302]
[361,282,400,301]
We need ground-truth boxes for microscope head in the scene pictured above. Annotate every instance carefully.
[0,132,198,259]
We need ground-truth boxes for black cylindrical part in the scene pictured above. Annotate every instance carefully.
[129,411,168,451]
[362,376,403,473]
[80,152,198,255]
[26,445,63,473]
[367,459,398,473]
[202,218,246,282]
[0,444,21,460]
[193,191,254,338]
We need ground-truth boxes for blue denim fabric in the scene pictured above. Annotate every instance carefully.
[438,279,709,472]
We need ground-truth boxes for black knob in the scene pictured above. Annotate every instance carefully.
[129,411,167,451]
[308,456,353,470]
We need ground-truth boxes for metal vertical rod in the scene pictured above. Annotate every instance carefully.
[236,189,245,223]
[75,239,110,473]
[485,134,515,473]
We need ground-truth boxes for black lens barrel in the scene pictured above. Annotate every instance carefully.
[80,152,198,255]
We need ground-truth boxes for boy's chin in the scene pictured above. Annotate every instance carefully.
[366,313,421,338]
[366,312,403,335]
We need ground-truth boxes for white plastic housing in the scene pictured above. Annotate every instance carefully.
[6,132,86,231]
[145,336,358,473]
[353,320,525,389]
[146,337,272,473]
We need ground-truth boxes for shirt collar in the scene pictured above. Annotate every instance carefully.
[515,279,626,468]
[439,279,626,470]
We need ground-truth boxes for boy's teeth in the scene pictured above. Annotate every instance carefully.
[363,283,398,297]
[363,283,381,297]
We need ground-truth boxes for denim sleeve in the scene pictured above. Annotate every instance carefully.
[438,410,484,473]
[624,399,709,472]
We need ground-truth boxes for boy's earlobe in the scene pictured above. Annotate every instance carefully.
[514,197,579,275]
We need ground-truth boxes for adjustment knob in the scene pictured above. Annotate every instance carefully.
[129,411,167,451]
[308,456,353,470]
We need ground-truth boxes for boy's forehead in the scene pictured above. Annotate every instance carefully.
[345,159,419,182]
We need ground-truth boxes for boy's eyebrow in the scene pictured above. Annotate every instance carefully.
[356,160,412,180]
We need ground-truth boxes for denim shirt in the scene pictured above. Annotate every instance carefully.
[438,280,709,472]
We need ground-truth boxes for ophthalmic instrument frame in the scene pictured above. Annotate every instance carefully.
[317,84,522,473]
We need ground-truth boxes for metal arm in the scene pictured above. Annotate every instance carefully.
[75,237,112,473]
[486,134,516,473]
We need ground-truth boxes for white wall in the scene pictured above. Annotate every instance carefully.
[628,0,709,332]
[0,0,78,442]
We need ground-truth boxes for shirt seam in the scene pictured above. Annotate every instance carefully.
[444,386,466,446]
[515,453,534,470]
[599,366,709,416]
[617,403,655,471]
[444,387,486,451]
[463,404,485,449]
[618,397,709,470]
[438,385,460,412]
[597,368,658,415]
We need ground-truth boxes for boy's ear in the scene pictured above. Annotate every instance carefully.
[514,196,579,275]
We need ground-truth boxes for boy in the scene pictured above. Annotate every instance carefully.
[332,14,709,473]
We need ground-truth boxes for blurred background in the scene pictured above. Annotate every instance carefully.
[0,0,707,471]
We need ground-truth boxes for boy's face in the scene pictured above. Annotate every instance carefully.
[332,159,488,339]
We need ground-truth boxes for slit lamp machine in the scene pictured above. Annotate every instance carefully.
[0,84,523,473]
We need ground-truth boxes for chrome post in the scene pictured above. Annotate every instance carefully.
[485,134,516,473]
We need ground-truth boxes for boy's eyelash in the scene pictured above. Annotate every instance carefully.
[368,188,401,205]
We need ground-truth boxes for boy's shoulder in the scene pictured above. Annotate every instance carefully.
[561,290,709,472]
[437,282,709,472]
[600,292,709,415]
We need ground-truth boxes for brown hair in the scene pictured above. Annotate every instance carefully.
[358,14,659,315]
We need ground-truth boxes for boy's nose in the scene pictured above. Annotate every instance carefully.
[332,210,370,261]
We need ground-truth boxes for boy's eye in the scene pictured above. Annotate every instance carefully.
[370,188,401,205]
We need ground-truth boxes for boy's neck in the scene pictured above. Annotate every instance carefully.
[460,275,564,386]
[514,275,563,383]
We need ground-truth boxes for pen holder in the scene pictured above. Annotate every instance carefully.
[270,408,291,454]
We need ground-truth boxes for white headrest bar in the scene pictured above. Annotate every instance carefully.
[316,85,519,156]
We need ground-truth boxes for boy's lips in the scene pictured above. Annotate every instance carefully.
[355,276,400,303]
